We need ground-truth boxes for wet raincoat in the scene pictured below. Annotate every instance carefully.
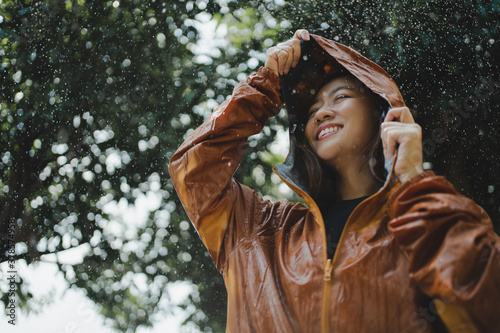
[168,35,500,332]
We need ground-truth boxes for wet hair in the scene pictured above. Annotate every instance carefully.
[294,73,389,207]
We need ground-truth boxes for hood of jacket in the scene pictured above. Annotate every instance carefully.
[274,34,406,198]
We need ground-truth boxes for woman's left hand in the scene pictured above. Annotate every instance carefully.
[381,107,424,184]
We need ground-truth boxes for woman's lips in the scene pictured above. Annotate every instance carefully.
[317,123,343,140]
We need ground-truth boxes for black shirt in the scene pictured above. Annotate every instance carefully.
[321,196,367,258]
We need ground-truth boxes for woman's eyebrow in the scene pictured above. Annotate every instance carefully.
[311,86,353,105]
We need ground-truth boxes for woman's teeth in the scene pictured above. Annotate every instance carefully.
[318,126,341,139]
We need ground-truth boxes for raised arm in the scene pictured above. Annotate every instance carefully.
[388,172,500,332]
[168,66,282,270]
[169,31,311,270]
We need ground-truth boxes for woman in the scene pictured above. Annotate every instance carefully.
[168,30,500,332]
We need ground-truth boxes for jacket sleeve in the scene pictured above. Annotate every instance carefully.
[168,67,283,271]
[388,171,500,332]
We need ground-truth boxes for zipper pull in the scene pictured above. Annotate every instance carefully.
[324,258,333,282]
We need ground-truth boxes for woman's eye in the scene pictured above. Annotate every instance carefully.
[335,95,348,101]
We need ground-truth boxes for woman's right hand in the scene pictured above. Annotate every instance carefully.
[264,29,311,77]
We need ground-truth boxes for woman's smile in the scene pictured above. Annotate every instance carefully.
[316,123,343,140]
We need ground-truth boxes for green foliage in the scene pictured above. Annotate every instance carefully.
[0,0,292,331]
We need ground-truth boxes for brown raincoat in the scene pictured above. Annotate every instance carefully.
[168,35,500,332]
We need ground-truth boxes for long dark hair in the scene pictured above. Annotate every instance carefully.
[293,74,389,207]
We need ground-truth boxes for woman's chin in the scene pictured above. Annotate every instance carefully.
[315,149,341,165]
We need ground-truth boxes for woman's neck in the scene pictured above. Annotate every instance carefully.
[331,156,381,200]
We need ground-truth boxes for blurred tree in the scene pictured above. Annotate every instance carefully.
[0,0,288,331]
[1,0,499,332]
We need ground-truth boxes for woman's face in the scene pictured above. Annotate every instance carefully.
[304,75,379,167]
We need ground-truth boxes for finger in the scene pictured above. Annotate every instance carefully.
[384,107,415,123]
[277,49,290,75]
[381,124,421,159]
[293,29,310,41]
[300,29,310,41]
[381,124,403,159]
[265,47,280,77]
[384,107,414,123]
[380,121,419,131]
[381,123,422,140]
[383,107,402,122]
[278,44,297,74]
[382,129,398,160]
[266,53,280,77]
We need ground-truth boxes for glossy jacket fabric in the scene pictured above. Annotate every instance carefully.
[168,35,500,332]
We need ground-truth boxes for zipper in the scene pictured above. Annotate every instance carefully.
[322,258,334,332]
[272,157,397,333]
[324,258,333,282]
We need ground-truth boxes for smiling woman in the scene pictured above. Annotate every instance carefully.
[295,73,388,204]
[168,29,500,333]
[306,76,378,161]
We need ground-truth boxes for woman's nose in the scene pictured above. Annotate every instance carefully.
[314,108,335,122]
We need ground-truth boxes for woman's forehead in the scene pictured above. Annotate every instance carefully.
[320,75,362,92]
[310,75,364,104]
